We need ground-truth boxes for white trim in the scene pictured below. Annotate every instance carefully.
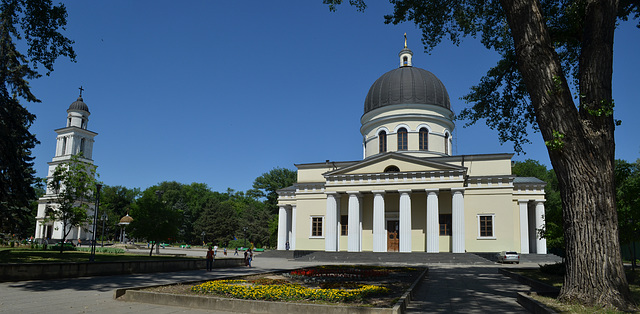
[416,124,432,133]
[376,126,390,135]
[309,215,325,239]
[477,214,496,239]
[394,123,411,133]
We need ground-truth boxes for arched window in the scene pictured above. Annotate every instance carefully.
[61,138,67,156]
[403,56,408,66]
[384,165,400,173]
[379,131,387,153]
[419,128,429,151]
[80,138,85,154]
[397,128,407,150]
[444,133,450,155]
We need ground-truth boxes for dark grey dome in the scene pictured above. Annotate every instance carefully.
[68,96,89,113]
[364,66,450,114]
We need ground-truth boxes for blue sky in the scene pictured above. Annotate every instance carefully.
[26,1,639,193]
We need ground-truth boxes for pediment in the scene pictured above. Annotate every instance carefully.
[324,152,465,177]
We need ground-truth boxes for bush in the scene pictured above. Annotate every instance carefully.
[539,262,565,276]
[75,247,125,254]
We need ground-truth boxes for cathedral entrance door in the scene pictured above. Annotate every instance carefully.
[387,220,399,252]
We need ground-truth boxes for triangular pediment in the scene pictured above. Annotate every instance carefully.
[324,152,465,177]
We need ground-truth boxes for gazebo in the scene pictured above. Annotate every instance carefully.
[118,214,133,243]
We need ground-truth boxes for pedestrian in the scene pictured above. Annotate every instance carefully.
[213,244,218,257]
[247,249,253,267]
[244,250,249,266]
[285,241,289,250]
[205,246,214,271]
[234,247,238,256]
[223,247,227,256]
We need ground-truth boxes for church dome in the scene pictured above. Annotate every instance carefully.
[364,66,451,114]
[68,96,89,113]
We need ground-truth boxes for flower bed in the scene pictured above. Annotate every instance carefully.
[145,265,424,308]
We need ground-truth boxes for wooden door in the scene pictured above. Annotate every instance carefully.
[387,220,399,252]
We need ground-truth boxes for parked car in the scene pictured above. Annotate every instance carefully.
[496,251,520,264]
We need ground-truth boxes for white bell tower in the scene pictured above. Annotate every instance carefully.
[34,88,99,242]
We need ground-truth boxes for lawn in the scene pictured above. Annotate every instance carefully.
[0,248,194,264]
[513,267,640,313]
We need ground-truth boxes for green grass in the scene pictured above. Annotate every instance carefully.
[514,268,640,313]
[0,248,196,264]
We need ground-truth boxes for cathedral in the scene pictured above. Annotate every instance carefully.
[34,93,98,242]
[276,39,548,254]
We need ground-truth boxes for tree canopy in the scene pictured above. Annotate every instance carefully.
[0,0,75,236]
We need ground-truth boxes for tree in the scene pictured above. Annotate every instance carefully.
[194,198,238,247]
[0,0,75,236]
[128,186,181,256]
[46,153,98,253]
[99,185,139,241]
[328,0,638,309]
[615,159,640,269]
[248,167,297,214]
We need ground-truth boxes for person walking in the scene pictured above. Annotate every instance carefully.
[223,247,227,256]
[213,244,218,257]
[234,247,238,256]
[205,246,214,272]
[247,249,253,267]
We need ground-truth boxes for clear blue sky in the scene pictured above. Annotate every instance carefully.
[26,1,640,193]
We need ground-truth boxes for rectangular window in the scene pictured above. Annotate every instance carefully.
[340,215,348,236]
[478,215,494,238]
[311,216,323,237]
[439,214,452,236]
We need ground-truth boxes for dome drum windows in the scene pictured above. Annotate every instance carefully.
[378,131,387,153]
[419,128,429,151]
[397,128,408,151]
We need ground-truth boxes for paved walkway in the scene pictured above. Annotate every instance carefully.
[0,253,535,313]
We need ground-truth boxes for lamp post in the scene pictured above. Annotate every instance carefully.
[155,190,164,255]
[90,183,102,262]
[201,231,206,247]
[243,227,247,249]
[101,212,108,247]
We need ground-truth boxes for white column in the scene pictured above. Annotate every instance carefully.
[347,192,362,252]
[518,200,530,254]
[535,200,547,254]
[286,207,292,249]
[325,192,340,252]
[277,205,288,250]
[426,189,439,253]
[399,190,412,252]
[451,188,465,253]
[372,190,386,252]
[290,205,297,250]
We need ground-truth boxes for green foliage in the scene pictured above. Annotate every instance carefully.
[544,131,565,151]
[75,246,125,254]
[128,186,181,255]
[194,198,238,247]
[615,159,640,248]
[0,0,75,236]
[99,185,139,241]
[46,153,99,253]
[248,167,297,214]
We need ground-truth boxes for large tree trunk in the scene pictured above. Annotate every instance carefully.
[500,0,634,309]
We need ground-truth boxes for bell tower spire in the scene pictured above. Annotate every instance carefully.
[399,33,413,67]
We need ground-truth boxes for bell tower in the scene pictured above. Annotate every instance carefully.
[34,89,98,242]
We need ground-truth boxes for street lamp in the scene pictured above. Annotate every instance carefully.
[201,231,206,247]
[90,183,102,262]
[101,212,108,247]
[243,227,247,249]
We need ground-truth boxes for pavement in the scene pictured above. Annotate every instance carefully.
[0,248,546,313]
